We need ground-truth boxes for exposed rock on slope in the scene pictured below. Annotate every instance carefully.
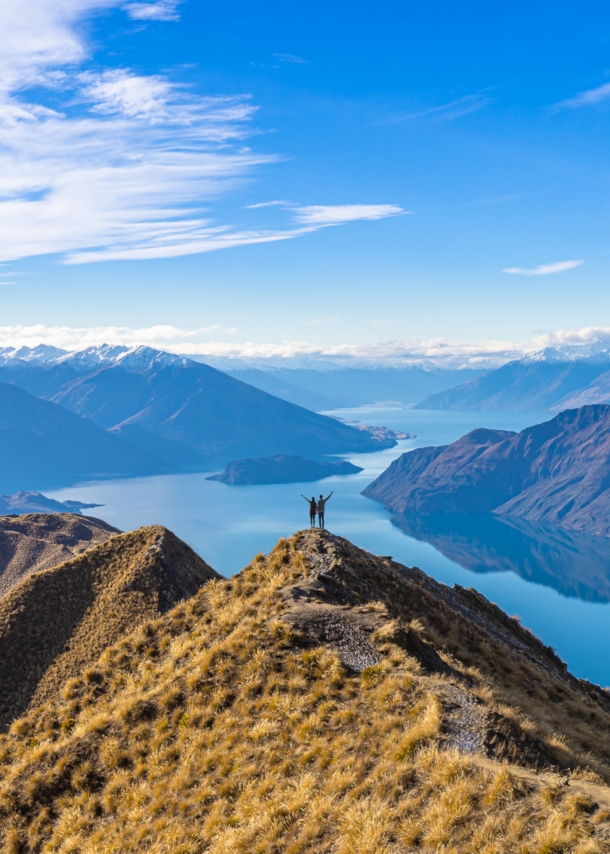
[1,531,609,852]
[0,525,219,730]
[364,405,610,536]
[207,454,362,485]
[0,513,119,600]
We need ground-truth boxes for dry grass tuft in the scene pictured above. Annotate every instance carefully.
[0,525,218,729]
[0,533,606,851]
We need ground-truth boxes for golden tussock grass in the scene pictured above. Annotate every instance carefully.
[0,512,119,601]
[0,525,218,730]
[0,534,605,852]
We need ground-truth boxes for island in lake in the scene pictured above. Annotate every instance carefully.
[207,455,363,485]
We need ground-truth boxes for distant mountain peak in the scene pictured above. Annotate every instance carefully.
[523,343,610,365]
[0,344,69,365]
[56,344,190,373]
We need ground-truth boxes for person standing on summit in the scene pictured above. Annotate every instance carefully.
[316,491,333,530]
[301,494,317,527]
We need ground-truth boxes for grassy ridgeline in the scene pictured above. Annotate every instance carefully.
[0,532,608,852]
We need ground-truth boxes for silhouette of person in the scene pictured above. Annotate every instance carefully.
[316,491,333,530]
[301,495,317,527]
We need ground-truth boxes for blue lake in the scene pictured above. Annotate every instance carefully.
[47,407,610,687]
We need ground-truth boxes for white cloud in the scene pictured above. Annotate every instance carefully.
[78,70,173,119]
[0,324,224,352]
[555,82,610,109]
[0,1,406,265]
[293,204,405,225]
[502,260,583,276]
[7,324,610,369]
[246,200,290,209]
[123,1,181,21]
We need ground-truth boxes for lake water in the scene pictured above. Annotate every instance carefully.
[47,407,610,687]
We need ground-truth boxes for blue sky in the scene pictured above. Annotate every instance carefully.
[2,0,610,363]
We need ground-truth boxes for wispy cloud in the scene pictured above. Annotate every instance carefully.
[245,200,290,209]
[384,93,492,125]
[0,2,402,265]
[273,53,309,65]
[123,1,181,21]
[554,82,610,110]
[503,260,583,276]
[292,204,405,225]
[78,69,174,119]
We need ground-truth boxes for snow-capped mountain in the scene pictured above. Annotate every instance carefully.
[0,345,69,364]
[522,344,610,365]
[55,345,190,373]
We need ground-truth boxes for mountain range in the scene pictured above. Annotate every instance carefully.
[0,344,487,409]
[221,364,487,409]
[0,382,168,491]
[415,346,610,412]
[363,404,610,537]
[0,345,394,489]
[1,526,610,850]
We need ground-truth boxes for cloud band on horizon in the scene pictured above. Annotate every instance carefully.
[4,323,610,369]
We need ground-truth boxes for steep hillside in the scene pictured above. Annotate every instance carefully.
[0,513,119,600]
[1,531,610,852]
[364,405,610,537]
[415,352,609,412]
[0,526,219,730]
[553,370,610,411]
[0,382,170,491]
[0,346,395,463]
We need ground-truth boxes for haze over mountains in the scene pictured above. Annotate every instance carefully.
[364,404,610,537]
[0,344,487,410]
[417,345,610,412]
[0,345,396,490]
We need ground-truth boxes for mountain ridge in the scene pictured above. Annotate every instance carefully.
[0,513,119,601]
[0,345,394,465]
[0,529,609,851]
[414,348,610,412]
[363,404,610,537]
[0,523,219,730]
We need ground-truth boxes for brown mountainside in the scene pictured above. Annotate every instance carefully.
[364,404,610,537]
[0,525,219,731]
[0,513,120,600]
[1,530,609,852]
